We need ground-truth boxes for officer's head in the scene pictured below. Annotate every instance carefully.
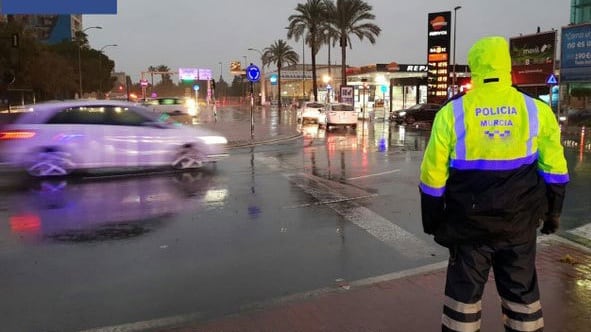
[468,36,512,88]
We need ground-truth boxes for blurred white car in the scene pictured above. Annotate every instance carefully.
[143,97,197,117]
[320,103,358,130]
[0,100,228,177]
[297,102,325,124]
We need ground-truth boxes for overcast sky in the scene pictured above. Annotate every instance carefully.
[85,0,571,82]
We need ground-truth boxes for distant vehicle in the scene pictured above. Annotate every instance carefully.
[390,103,441,125]
[320,103,358,130]
[297,102,325,124]
[143,97,197,117]
[0,100,228,177]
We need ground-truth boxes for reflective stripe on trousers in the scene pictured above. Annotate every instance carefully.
[442,240,543,332]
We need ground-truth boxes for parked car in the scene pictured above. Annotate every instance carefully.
[0,100,228,177]
[320,103,358,130]
[297,102,325,124]
[143,97,197,117]
[390,103,441,125]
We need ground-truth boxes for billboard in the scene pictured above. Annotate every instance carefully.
[340,86,355,106]
[427,11,451,104]
[561,23,591,82]
[2,0,117,14]
[510,31,556,85]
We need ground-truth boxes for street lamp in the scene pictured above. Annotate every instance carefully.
[98,44,117,97]
[248,47,266,105]
[452,6,462,92]
[76,26,102,98]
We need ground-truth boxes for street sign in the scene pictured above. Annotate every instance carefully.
[140,79,149,87]
[381,85,388,93]
[246,64,261,82]
[546,74,558,85]
[269,74,278,85]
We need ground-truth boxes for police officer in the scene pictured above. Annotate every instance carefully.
[419,36,568,332]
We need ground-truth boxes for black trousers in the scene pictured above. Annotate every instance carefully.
[441,238,544,332]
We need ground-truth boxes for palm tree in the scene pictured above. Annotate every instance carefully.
[325,0,381,86]
[287,0,329,102]
[262,39,299,109]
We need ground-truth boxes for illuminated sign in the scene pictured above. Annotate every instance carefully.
[510,31,556,85]
[3,0,117,14]
[427,11,451,104]
[399,64,428,72]
[179,68,212,81]
[179,68,198,80]
[560,23,591,82]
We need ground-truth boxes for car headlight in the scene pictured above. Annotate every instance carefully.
[399,111,406,116]
[201,136,228,145]
[559,116,567,121]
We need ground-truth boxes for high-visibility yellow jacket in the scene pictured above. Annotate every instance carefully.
[419,36,568,246]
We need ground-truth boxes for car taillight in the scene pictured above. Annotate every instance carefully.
[0,130,36,140]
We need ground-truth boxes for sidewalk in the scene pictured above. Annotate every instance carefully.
[162,236,590,332]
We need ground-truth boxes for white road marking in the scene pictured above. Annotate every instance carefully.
[255,155,437,259]
[289,172,439,259]
[347,169,400,180]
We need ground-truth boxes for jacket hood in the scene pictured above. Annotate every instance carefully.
[468,36,512,88]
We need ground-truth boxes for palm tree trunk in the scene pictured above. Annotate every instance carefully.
[311,43,318,102]
[341,41,347,88]
[277,65,282,119]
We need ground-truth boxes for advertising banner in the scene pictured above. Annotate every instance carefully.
[510,31,556,85]
[2,0,117,14]
[561,24,591,82]
[340,86,355,106]
[427,11,451,104]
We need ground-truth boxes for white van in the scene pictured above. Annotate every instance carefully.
[320,103,357,130]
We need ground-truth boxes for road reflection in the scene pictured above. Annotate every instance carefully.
[5,171,221,243]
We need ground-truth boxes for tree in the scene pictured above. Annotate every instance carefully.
[262,39,299,109]
[287,0,329,102]
[326,0,381,86]
[29,50,77,100]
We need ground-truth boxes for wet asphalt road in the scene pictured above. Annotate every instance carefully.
[0,120,590,332]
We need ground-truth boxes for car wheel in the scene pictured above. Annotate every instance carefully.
[27,149,74,177]
[172,145,204,169]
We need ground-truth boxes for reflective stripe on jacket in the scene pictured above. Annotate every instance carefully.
[420,91,569,197]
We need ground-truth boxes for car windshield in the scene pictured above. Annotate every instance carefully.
[331,104,354,111]
[306,103,324,108]
[408,104,423,110]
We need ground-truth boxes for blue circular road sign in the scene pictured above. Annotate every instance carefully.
[246,64,261,82]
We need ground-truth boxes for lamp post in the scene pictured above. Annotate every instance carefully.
[98,44,117,98]
[76,26,102,98]
[452,6,462,93]
[248,48,266,105]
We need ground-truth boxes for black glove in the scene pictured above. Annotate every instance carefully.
[420,189,444,235]
[540,214,560,235]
